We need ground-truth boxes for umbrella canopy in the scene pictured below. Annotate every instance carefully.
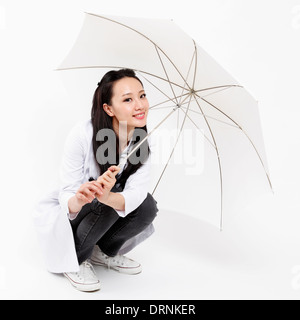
[57,13,272,229]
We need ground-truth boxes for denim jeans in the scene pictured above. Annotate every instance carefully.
[70,193,158,265]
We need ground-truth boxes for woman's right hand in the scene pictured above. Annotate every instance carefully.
[68,181,104,214]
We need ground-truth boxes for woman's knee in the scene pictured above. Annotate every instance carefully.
[138,193,159,224]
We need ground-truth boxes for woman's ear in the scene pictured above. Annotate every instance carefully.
[103,104,114,117]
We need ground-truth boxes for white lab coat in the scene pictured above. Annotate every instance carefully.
[33,119,155,273]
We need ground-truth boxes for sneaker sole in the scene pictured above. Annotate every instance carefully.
[64,273,101,292]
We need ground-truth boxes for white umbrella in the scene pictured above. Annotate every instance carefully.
[57,13,272,229]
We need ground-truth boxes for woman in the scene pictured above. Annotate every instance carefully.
[36,69,158,292]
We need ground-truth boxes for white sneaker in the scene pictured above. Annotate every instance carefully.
[64,260,101,292]
[91,246,142,275]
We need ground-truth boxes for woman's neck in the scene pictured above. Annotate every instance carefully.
[112,118,135,152]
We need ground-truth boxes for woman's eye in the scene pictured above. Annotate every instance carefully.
[141,93,147,99]
[124,98,132,102]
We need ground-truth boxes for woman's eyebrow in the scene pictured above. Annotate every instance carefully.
[122,90,145,97]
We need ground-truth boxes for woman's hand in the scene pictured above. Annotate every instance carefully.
[97,166,121,203]
[68,166,121,213]
[76,181,104,204]
[68,181,104,214]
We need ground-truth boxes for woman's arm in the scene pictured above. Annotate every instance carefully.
[111,137,153,217]
[96,166,125,211]
[68,181,104,214]
[99,192,125,212]
[59,124,86,217]
[59,122,104,218]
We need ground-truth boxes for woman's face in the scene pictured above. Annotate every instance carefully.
[103,77,149,134]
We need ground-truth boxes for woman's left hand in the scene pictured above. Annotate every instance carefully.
[96,166,121,202]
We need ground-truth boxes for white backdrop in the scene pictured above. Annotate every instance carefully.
[0,0,300,300]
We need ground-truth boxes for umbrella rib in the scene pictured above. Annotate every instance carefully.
[200,86,240,99]
[180,106,240,129]
[120,107,179,165]
[178,108,217,149]
[150,105,175,111]
[195,93,273,191]
[156,92,239,129]
[134,69,187,91]
[193,96,224,231]
[150,92,192,112]
[150,92,190,110]
[154,46,179,105]
[195,85,243,94]
[56,65,188,91]
[179,46,197,105]
[85,13,192,90]
[152,95,193,196]
[138,72,178,106]
[180,89,240,128]
[192,40,198,90]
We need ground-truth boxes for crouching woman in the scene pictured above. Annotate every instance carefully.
[34,69,158,292]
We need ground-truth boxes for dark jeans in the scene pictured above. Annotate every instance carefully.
[70,193,158,265]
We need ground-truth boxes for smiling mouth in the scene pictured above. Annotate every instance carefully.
[133,113,145,119]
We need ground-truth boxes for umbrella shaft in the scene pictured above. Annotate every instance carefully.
[119,107,178,166]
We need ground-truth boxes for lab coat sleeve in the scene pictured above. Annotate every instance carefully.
[116,159,150,217]
[58,124,86,219]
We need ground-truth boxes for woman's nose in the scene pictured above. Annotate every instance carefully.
[134,99,143,110]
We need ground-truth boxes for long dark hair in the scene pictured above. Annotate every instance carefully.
[91,69,150,189]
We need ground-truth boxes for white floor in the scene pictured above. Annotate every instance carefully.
[1,185,300,300]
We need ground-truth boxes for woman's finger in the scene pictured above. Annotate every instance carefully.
[88,182,103,195]
[76,192,91,204]
[90,182,104,196]
[109,166,121,175]
[100,179,113,189]
[81,188,96,201]
[103,170,114,180]
[102,175,114,184]
[90,181,103,189]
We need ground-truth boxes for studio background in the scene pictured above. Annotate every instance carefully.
[0,0,300,299]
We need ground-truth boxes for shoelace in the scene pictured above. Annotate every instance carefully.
[82,260,95,278]
[105,254,126,270]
